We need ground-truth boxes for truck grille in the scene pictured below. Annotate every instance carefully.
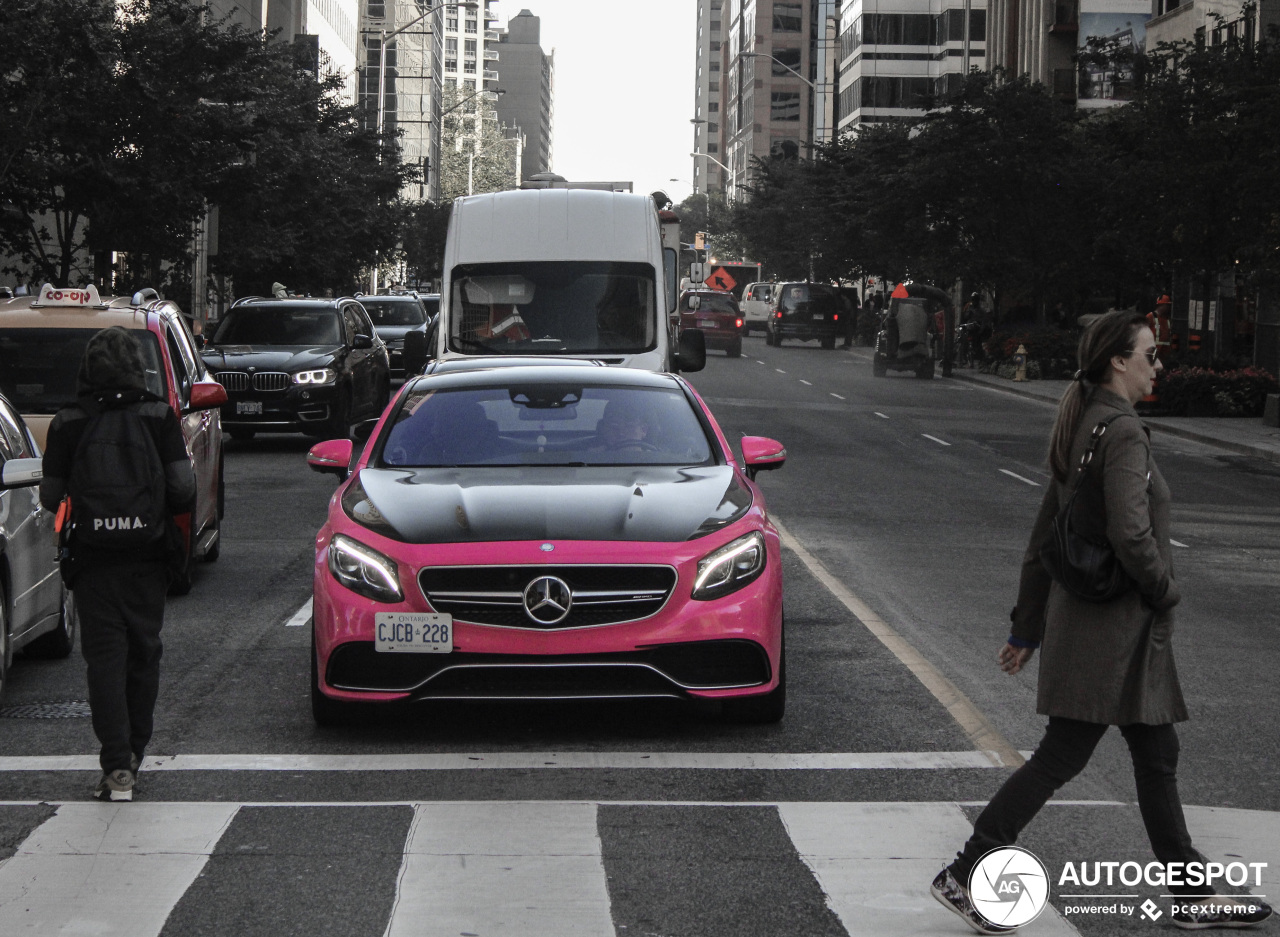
[419,565,677,630]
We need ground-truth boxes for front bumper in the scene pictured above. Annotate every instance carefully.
[312,529,783,704]
[218,383,337,431]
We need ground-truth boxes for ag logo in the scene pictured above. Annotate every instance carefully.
[968,847,1050,928]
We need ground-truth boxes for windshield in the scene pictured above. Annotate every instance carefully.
[0,328,166,414]
[448,261,657,356]
[681,293,738,314]
[379,384,713,467]
[361,300,425,327]
[211,307,342,345]
[779,284,838,314]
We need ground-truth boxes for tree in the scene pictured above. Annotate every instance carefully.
[438,85,518,200]
[400,199,452,286]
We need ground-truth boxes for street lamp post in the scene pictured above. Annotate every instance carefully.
[741,51,834,145]
[690,151,735,204]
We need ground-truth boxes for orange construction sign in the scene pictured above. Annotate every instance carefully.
[705,267,738,293]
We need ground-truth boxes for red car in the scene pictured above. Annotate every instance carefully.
[306,362,787,725]
[679,290,744,358]
[0,284,228,593]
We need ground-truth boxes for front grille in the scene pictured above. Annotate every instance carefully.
[252,372,290,392]
[215,371,248,392]
[325,640,771,695]
[419,565,677,629]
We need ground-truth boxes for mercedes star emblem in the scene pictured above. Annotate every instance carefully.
[522,575,573,625]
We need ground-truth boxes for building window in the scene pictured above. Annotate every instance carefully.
[770,91,801,121]
[366,1,385,19]
[771,47,801,76]
[446,16,458,30]
[445,58,457,71]
[708,121,719,132]
[446,38,457,53]
[709,102,719,112]
[858,75,932,108]
[773,3,802,31]
[464,79,476,90]
[710,61,720,72]
[465,18,477,33]
[465,60,475,72]
[708,143,719,153]
[464,39,477,56]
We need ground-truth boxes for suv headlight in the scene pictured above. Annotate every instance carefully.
[294,368,336,385]
[692,530,766,600]
[327,533,403,602]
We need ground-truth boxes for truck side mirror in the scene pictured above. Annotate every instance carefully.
[676,328,706,373]
[689,262,706,284]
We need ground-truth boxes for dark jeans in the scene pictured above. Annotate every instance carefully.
[950,716,1203,896]
[76,562,168,774]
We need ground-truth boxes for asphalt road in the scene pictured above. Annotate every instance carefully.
[2,336,1277,937]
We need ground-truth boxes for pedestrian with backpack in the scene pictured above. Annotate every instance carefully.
[39,326,195,802]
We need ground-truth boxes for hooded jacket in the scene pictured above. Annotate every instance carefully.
[39,327,196,561]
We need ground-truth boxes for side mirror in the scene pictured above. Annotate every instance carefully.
[353,333,374,350]
[688,294,701,312]
[675,327,706,373]
[187,381,228,411]
[0,457,43,490]
[402,328,429,376]
[741,436,786,481]
[307,438,354,480]
[689,262,706,284]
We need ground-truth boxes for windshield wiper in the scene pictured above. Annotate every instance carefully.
[450,336,498,353]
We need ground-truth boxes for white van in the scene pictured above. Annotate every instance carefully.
[435,188,702,372]
[740,281,776,335]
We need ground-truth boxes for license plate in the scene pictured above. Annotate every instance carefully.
[697,319,717,329]
[236,400,263,415]
[375,612,452,653]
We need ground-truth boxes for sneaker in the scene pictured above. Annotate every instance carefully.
[93,768,135,802]
[1172,896,1273,930]
[931,867,1019,935]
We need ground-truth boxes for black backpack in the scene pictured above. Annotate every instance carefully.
[67,405,168,550]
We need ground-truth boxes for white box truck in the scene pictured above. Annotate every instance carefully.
[432,188,703,373]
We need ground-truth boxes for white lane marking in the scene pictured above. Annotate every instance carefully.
[1171,539,1189,548]
[999,468,1042,487]
[874,412,890,419]
[775,368,787,373]
[0,803,238,937]
[385,802,612,937]
[830,393,846,400]
[781,802,1083,936]
[772,518,1023,768]
[1185,806,1280,892]
[0,751,1017,772]
[756,359,766,364]
[284,597,313,627]
[921,434,951,447]
[799,379,813,386]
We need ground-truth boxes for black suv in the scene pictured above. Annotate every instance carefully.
[765,282,841,349]
[357,292,438,378]
[202,297,391,440]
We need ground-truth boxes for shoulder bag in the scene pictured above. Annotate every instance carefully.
[1039,414,1134,602]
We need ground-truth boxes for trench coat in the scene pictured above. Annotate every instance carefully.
[1011,388,1188,725]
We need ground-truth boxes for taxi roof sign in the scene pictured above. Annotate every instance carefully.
[37,284,102,307]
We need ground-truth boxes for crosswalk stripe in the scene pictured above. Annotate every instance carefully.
[0,803,237,937]
[779,803,1079,934]
[0,750,1024,772]
[385,802,613,937]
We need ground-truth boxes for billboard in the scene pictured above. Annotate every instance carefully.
[1078,2,1152,105]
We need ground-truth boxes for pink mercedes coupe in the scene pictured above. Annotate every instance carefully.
[306,362,786,725]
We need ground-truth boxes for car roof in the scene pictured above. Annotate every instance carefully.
[230,297,349,309]
[0,292,173,331]
[409,363,685,392]
[425,356,605,376]
[358,294,423,303]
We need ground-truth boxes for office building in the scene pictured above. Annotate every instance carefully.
[493,9,555,181]
[692,0,725,194]
[834,0,987,130]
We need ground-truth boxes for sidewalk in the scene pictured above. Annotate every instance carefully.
[950,369,1280,464]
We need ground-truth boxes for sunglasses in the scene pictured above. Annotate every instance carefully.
[1127,347,1159,365]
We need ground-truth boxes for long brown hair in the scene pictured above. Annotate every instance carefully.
[1048,311,1150,481]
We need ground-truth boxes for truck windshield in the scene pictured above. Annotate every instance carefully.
[447,261,657,356]
[0,328,167,414]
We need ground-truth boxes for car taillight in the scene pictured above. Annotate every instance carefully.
[736,318,743,328]
[775,311,782,319]
[833,314,839,321]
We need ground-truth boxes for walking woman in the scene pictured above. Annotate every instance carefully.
[931,311,1273,933]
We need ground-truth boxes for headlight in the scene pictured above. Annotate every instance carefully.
[692,530,766,600]
[327,533,403,602]
[294,368,336,385]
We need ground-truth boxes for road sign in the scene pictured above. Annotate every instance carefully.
[705,267,737,293]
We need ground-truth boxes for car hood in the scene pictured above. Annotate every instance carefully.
[345,464,753,544]
[201,345,341,371]
[374,326,422,343]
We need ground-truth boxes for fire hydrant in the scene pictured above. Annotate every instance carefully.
[1013,344,1029,382]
